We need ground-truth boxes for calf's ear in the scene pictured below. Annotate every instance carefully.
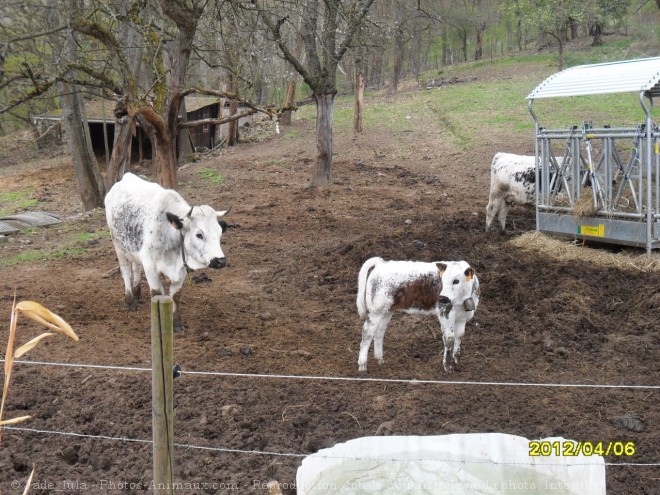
[218,220,228,233]
[464,267,475,280]
[166,212,184,230]
[436,262,447,275]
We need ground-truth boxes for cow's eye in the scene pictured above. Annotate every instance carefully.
[452,279,459,285]
[196,232,204,239]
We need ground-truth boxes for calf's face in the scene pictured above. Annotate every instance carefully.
[166,205,230,270]
[437,261,476,309]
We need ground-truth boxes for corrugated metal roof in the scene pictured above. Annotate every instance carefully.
[527,57,660,99]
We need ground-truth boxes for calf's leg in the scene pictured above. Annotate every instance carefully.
[440,319,456,373]
[373,313,392,366]
[358,314,381,371]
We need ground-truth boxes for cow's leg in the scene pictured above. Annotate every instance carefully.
[497,200,512,231]
[171,292,184,333]
[373,313,392,366]
[485,195,501,231]
[358,314,379,372]
[168,277,186,333]
[116,252,138,310]
[130,263,142,302]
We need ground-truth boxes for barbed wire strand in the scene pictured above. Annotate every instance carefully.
[4,426,659,467]
[4,359,660,390]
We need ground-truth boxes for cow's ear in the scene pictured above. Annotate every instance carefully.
[436,262,447,275]
[464,267,475,280]
[216,206,231,217]
[218,220,228,233]
[166,212,184,230]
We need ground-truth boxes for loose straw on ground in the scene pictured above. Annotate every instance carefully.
[508,231,660,272]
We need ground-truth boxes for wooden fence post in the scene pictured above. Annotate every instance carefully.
[151,296,174,494]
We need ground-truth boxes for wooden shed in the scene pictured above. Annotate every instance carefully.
[33,96,253,162]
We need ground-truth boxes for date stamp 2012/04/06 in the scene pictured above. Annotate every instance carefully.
[529,440,636,457]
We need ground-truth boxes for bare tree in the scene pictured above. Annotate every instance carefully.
[54,4,106,210]
[251,0,376,187]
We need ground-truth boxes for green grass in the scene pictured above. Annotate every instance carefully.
[0,247,87,268]
[196,168,225,185]
[299,48,659,152]
[283,129,301,139]
[73,230,111,243]
[266,158,288,167]
[0,190,39,216]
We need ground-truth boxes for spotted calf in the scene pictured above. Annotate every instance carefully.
[356,257,480,373]
[485,152,539,232]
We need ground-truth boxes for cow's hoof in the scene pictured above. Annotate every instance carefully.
[126,302,139,312]
[358,364,367,372]
[376,358,385,366]
[174,324,185,333]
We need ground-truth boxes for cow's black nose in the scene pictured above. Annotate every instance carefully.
[209,257,227,269]
[437,296,451,305]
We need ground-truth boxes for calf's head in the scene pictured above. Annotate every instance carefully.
[437,261,477,310]
[166,205,230,270]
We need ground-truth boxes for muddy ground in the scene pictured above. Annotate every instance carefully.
[0,94,658,494]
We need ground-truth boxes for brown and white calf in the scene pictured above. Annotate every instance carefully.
[356,257,480,373]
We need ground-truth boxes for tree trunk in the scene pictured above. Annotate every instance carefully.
[311,93,335,187]
[354,68,364,134]
[227,99,239,146]
[227,73,239,146]
[152,133,177,189]
[475,23,485,61]
[391,29,404,92]
[591,24,603,46]
[60,82,106,210]
[107,94,134,186]
[177,99,192,163]
[280,80,297,125]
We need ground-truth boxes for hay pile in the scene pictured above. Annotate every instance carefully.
[508,231,660,272]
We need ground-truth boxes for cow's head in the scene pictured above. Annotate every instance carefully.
[166,205,230,270]
[436,261,477,315]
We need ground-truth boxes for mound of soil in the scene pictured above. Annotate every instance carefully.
[0,115,657,494]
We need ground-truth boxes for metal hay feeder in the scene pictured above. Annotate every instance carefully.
[527,57,660,253]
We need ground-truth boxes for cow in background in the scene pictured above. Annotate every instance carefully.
[105,173,230,331]
[485,152,537,232]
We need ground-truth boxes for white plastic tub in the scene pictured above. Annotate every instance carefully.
[296,433,606,494]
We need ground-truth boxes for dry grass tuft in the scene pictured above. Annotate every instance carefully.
[572,190,599,218]
[508,231,660,272]
[1,298,78,439]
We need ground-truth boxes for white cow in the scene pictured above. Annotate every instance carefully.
[485,152,536,232]
[105,173,230,331]
[356,257,480,373]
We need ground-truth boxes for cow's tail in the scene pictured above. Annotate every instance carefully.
[357,257,383,319]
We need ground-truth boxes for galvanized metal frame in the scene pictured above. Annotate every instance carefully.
[527,58,660,253]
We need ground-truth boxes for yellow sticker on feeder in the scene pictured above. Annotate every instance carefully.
[655,141,659,155]
[578,224,605,237]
